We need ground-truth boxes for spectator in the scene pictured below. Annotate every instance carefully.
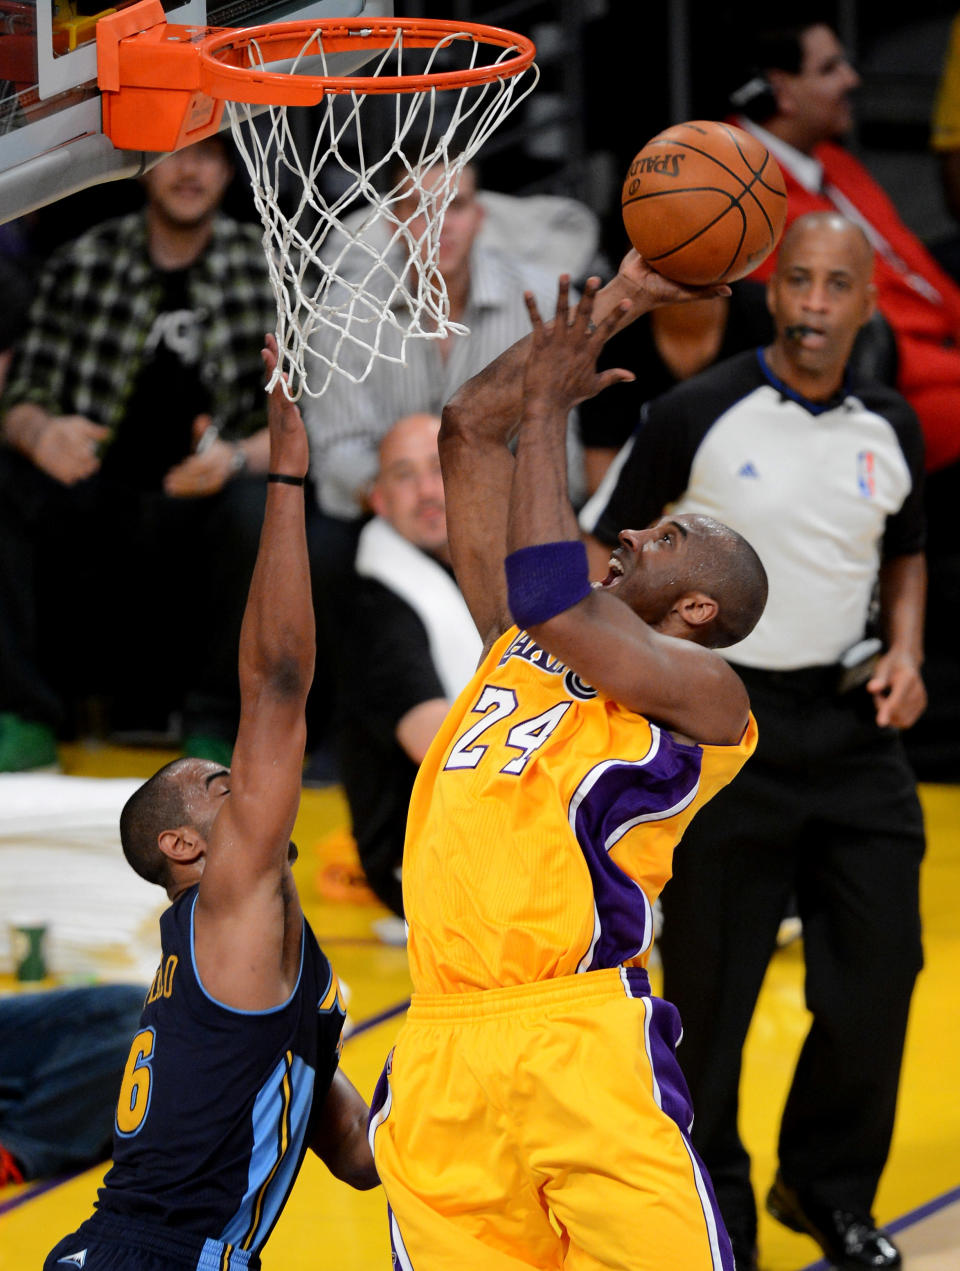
[304,157,586,529]
[0,984,146,1184]
[302,158,587,580]
[335,412,481,919]
[580,212,926,1271]
[0,134,276,772]
[43,335,377,1271]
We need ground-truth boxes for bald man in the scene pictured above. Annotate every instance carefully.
[333,413,481,919]
[580,213,927,1271]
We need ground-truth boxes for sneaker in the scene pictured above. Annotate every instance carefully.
[0,713,59,773]
[182,734,233,767]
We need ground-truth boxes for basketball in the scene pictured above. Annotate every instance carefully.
[621,119,787,286]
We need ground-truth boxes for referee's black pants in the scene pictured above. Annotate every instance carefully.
[659,663,925,1251]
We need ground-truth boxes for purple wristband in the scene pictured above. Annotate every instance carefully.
[505,541,592,629]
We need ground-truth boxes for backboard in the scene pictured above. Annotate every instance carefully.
[0,0,393,223]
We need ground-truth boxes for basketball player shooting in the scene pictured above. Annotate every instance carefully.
[44,335,377,1271]
[366,269,769,1269]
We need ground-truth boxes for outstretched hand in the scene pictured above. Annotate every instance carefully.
[262,334,309,478]
[615,248,733,306]
[522,275,634,415]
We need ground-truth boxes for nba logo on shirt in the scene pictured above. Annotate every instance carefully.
[857,450,876,497]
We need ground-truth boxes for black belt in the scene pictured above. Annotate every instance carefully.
[731,662,845,696]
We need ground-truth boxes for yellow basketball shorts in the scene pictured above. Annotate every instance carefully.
[368,966,733,1271]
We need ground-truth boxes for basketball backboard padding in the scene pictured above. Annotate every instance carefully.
[0,132,149,219]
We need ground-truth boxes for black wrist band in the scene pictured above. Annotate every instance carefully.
[267,473,305,486]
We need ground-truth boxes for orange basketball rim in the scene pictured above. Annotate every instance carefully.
[97,0,537,153]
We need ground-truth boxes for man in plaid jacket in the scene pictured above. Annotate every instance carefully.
[0,134,277,771]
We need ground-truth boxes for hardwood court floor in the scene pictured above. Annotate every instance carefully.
[0,744,958,1270]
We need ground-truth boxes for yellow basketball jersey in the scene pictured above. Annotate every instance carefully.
[404,626,758,994]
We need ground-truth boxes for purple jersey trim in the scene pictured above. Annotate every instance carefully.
[569,725,703,972]
[389,1204,416,1270]
[367,1049,393,1158]
[633,984,734,1271]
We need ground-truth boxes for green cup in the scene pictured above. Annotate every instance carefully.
[11,918,47,982]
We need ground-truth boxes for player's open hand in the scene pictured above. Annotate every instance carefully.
[522,275,634,413]
[616,248,732,307]
[262,334,309,477]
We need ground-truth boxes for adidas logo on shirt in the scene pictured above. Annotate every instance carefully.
[738,461,760,478]
[57,1253,87,1268]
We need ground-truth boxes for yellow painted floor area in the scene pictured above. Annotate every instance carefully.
[1,743,958,1270]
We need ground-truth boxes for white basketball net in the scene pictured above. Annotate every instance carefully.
[224,27,539,400]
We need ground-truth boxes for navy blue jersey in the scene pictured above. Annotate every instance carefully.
[95,886,344,1256]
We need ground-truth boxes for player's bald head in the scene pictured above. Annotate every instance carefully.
[677,515,769,648]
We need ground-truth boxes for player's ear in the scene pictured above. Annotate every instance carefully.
[158,827,204,864]
[674,592,719,632]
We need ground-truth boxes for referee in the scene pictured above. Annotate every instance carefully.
[580,212,926,1271]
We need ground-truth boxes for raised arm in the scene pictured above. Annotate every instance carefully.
[506,279,749,746]
[438,353,525,652]
[440,253,731,651]
[194,334,314,1008]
